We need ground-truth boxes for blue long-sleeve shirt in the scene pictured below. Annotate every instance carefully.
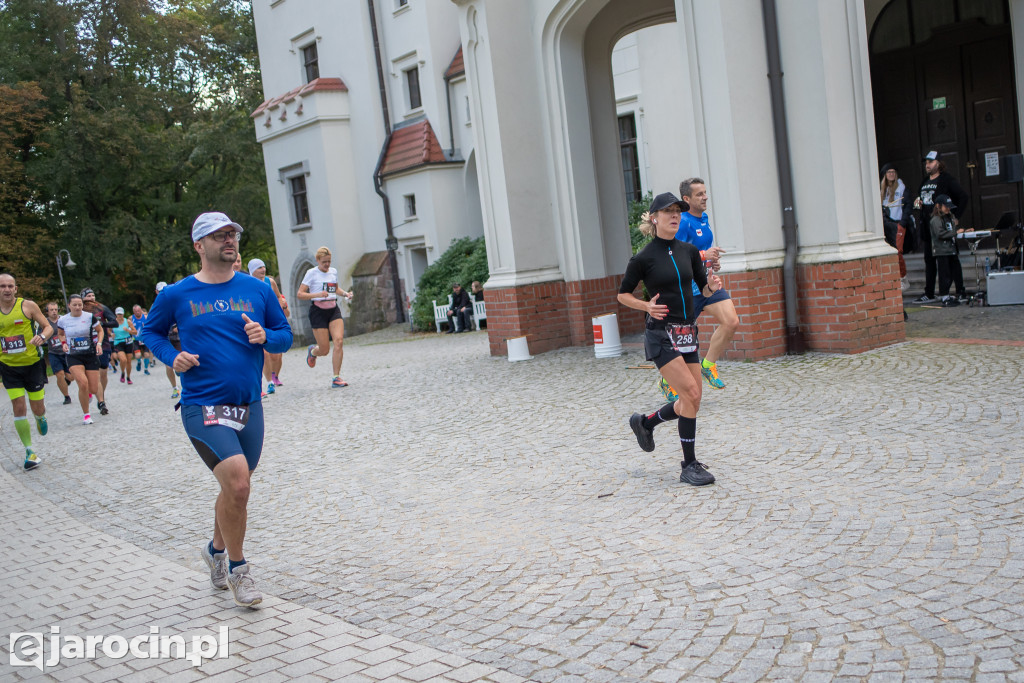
[141,273,293,406]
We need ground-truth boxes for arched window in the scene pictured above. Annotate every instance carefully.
[870,0,1008,54]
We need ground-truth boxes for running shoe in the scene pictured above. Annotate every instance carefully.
[266,382,275,395]
[62,395,72,405]
[306,344,317,368]
[629,412,655,452]
[331,376,348,388]
[98,402,109,415]
[701,362,725,389]
[171,387,180,399]
[35,415,47,436]
[120,374,125,383]
[23,449,40,471]
[127,378,133,385]
[658,377,678,402]
[679,461,715,486]
[144,369,150,375]
[201,543,229,590]
[271,373,282,387]
[227,564,263,608]
[260,390,269,398]
[912,295,937,304]
[83,415,94,425]
[136,360,141,371]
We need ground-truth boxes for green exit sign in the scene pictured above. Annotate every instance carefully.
[932,96,947,110]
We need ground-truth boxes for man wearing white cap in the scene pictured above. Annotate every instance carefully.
[155,281,181,399]
[247,258,289,393]
[141,211,292,608]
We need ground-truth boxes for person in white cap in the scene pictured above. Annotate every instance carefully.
[912,151,970,303]
[155,281,181,399]
[141,211,292,609]
[248,258,289,393]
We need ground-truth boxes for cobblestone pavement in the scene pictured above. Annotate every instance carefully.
[2,320,1023,682]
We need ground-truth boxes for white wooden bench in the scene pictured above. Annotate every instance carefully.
[433,295,487,332]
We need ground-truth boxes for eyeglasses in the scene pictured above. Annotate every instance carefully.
[208,230,241,243]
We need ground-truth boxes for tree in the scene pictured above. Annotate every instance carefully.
[0,0,274,306]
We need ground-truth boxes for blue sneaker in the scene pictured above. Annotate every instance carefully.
[35,415,47,436]
[23,449,41,471]
[658,377,678,401]
[266,382,275,394]
[701,362,725,389]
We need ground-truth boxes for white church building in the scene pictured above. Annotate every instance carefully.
[252,0,1024,357]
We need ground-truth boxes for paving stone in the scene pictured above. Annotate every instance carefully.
[2,328,1024,682]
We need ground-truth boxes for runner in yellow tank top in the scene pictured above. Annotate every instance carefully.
[0,274,53,470]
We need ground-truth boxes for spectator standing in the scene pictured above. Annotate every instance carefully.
[930,194,966,306]
[913,151,969,303]
[880,163,914,290]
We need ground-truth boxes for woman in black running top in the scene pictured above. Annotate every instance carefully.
[618,192,723,486]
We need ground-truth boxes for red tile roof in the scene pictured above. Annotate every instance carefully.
[380,120,448,176]
[251,77,348,118]
[444,46,464,79]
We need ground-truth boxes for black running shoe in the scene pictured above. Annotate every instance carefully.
[629,413,655,452]
[680,461,715,486]
[62,395,72,405]
[98,402,109,415]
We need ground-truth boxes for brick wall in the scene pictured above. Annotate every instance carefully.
[797,253,905,352]
[486,254,904,358]
[485,275,644,356]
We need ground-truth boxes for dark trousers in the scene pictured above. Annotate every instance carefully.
[936,254,965,297]
[922,234,936,297]
[448,307,472,331]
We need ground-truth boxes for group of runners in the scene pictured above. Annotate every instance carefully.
[3,178,733,608]
[623,177,741,487]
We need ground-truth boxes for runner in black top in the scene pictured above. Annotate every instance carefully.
[618,192,723,486]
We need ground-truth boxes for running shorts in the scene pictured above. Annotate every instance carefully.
[180,402,265,472]
[0,359,48,393]
[98,346,111,370]
[48,352,70,376]
[68,354,100,372]
[115,341,134,354]
[309,304,342,330]
[644,323,699,369]
[693,288,731,318]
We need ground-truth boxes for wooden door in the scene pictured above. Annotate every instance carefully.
[962,36,1020,229]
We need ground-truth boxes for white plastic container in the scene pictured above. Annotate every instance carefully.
[592,313,623,358]
[507,335,533,362]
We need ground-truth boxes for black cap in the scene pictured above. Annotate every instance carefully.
[80,288,94,297]
[934,194,956,209]
[880,162,896,175]
[649,192,689,214]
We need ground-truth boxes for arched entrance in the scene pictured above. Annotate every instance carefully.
[290,257,316,344]
[869,0,1020,229]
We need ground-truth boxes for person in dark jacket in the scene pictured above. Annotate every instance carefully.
[913,151,969,303]
[930,194,966,306]
[447,283,473,333]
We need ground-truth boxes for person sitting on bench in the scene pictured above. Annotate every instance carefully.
[447,283,473,333]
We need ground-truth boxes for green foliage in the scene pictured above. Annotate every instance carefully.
[0,0,274,307]
[411,237,488,331]
[629,191,653,254]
